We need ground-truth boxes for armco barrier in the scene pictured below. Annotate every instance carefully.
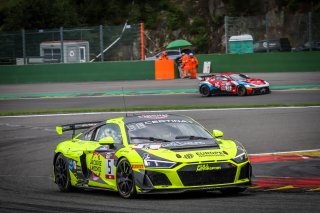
[0,52,319,84]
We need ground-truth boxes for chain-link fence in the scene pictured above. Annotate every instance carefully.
[1,12,319,65]
[225,12,320,53]
[0,23,141,65]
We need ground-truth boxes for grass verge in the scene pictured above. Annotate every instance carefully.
[1,103,319,116]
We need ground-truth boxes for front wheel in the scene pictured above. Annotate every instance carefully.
[200,85,211,97]
[116,158,136,199]
[54,154,72,192]
[266,87,271,94]
[237,85,247,96]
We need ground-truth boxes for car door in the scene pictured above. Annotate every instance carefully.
[85,123,123,188]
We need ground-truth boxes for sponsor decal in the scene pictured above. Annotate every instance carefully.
[97,145,109,151]
[144,119,193,125]
[143,153,150,160]
[184,153,194,159]
[127,122,146,131]
[161,141,206,148]
[128,119,193,131]
[138,114,168,119]
[90,152,102,180]
[149,144,161,150]
[68,160,77,170]
[196,151,226,157]
[132,144,161,150]
[196,164,222,172]
[131,164,145,169]
[105,152,115,180]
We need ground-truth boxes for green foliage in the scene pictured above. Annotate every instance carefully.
[211,15,224,28]
[187,17,208,52]
[223,0,263,16]
[167,7,185,31]
[0,0,318,54]
[1,0,80,31]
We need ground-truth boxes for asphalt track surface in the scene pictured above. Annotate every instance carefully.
[0,72,319,212]
[0,72,320,112]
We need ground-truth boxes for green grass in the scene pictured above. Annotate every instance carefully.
[1,103,319,116]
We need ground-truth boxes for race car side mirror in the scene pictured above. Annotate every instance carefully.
[212,129,224,138]
[99,136,115,145]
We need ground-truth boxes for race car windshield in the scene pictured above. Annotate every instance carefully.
[229,73,250,81]
[126,121,214,144]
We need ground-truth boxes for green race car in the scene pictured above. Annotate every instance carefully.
[53,114,251,198]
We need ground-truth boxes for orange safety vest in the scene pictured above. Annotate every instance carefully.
[158,55,169,60]
[181,55,188,70]
[189,56,198,70]
[182,55,192,71]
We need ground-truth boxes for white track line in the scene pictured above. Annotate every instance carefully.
[0,106,319,118]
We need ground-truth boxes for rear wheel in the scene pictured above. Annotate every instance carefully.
[200,85,211,97]
[237,85,247,96]
[116,158,136,199]
[54,154,72,192]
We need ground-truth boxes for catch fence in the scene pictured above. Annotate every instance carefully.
[0,23,142,65]
[0,12,319,65]
[224,12,320,53]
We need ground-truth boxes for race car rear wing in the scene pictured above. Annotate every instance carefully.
[56,121,102,138]
[197,73,215,80]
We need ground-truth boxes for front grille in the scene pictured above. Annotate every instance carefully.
[177,163,237,186]
[239,163,251,180]
[145,171,171,186]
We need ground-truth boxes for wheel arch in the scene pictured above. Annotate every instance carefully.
[53,152,61,165]
[199,82,215,92]
[236,84,247,96]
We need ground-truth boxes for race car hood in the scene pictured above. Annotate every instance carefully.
[130,139,238,162]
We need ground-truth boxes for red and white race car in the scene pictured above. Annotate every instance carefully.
[199,72,270,97]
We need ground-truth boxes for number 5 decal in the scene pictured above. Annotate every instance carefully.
[105,152,115,179]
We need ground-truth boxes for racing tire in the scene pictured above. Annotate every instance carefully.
[116,158,136,199]
[237,85,247,96]
[266,87,271,94]
[220,187,247,195]
[200,85,211,97]
[54,154,72,192]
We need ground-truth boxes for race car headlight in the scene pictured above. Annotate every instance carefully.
[144,159,177,169]
[232,146,248,164]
